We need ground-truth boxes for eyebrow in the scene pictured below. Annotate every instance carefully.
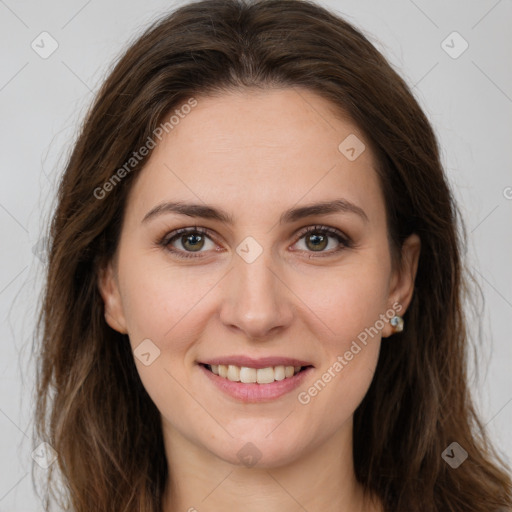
[142,198,369,225]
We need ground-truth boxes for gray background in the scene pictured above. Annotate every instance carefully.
[1,0,511,509]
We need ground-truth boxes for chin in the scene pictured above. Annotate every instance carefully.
[205,431,308,469]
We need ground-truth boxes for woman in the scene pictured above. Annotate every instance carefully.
[34,0,512,510]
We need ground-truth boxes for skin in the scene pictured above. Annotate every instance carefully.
[99,87,420,512]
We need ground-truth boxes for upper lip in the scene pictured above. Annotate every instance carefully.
[200,356,314,369]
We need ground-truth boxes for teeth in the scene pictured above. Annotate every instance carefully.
[208,364,304,383]
[240,367,257,383]
[256,367,274,384]
[274,365,285,381]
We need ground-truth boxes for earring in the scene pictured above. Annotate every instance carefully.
[390,315,404,333]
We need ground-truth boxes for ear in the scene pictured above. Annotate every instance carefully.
[97,261,128,334]
[382,233,421,338]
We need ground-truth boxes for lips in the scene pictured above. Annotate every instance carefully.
[197,355,314,402]
[199,363,314,402]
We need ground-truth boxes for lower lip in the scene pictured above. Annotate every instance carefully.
[199,364,313,403]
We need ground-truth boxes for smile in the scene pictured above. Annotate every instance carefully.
[203,363,309,383]
[198,362,314,403]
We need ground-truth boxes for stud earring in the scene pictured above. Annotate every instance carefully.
[390,315,404,333]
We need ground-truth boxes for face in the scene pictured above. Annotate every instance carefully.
[99,87,420,468]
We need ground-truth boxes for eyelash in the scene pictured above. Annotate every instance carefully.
[158,225,352,260]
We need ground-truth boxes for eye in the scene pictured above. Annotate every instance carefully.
[160,226,217,259]
[292,225,351,257]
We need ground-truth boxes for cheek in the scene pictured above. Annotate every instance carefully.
[116,258,214,426]
[295,272,385,432]
[118,255,219,347]
[292,254,389,411]
[297,258,391,352]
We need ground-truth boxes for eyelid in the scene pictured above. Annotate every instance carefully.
[158,224,352,259]
[293,224,351,245]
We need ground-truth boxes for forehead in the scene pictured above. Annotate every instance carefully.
[125,87,385,226]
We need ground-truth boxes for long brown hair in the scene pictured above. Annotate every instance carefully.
[34,0,512,510]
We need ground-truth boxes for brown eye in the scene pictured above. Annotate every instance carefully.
[161,227,216,259]
[305,232,329,251]
[293,225,351,256]
[180,232,205,252]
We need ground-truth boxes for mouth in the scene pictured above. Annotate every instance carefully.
[200,363,313,384]
[198,360,314,403]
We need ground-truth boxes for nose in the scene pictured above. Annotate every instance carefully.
[219,246,294,340]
